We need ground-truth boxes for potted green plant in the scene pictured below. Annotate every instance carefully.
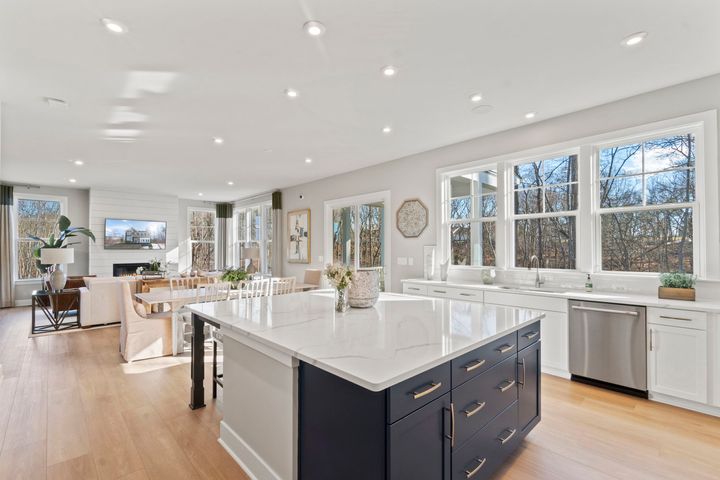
[658,272,696,301]
[221,267,249,289]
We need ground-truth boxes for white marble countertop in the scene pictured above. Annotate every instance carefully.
[402,278,720,313]
[187,291,544,392]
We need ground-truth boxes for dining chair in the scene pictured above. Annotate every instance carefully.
[272,277,296,295]
[242,278,271,298]
[303,269,322,287]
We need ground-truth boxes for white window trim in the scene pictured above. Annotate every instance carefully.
[324,190,391,281]
[436,110,718,280]
[13,192,68,283]
[233,201,272,274]
[187,206,216,272]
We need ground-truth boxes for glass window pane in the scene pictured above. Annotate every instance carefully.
[250,207,261,241]
[237,211,247,242]
[600,177,643,208]
[479,170,498,195]
[514,188,542,214]
[191,242,215,271]
[450,223,471,266]
[601,208,693,273]
[481,222,496,266]
[17,199,62,239]
[332,206,355,266]
[514,162,543,188]
[450,197,471,220]
[17,240,41,280]
[479,194,496,217]
[644,134,695,172]
[599,143,642,177]
[359,203,383,268]
[545,184,578,212]
[514,217,576,269]
[544,155,578,184]
[646,170,695,205]
[450,175,474,198]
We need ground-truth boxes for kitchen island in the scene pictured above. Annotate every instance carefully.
[187,290,544,480]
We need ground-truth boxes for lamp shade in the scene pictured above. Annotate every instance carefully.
[241,246,261,260]
[40,248,75,265]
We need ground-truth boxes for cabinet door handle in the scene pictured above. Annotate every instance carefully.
[464,401,486,418]
[498,379,516,393]
[572,305,638,316]
[649,328,654,351]
[408,287,420,291]
[659,315,692,322]
[465,457,487,478]
[496,344,515,354]
[463,359,486,372]
[411,382,442,400]
[498,428,517,445]
[433,290,447,294]
[523,331,539,340]
[445,402,455,448]
[459,293,475,297]
[518,358,526,389]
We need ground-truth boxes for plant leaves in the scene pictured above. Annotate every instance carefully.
[58,215,71,232]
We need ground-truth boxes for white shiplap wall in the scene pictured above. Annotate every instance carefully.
[89,189,179,277]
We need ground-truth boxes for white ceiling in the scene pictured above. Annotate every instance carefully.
[1,0,719,201]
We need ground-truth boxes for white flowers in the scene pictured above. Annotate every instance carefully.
[324,264,353,290]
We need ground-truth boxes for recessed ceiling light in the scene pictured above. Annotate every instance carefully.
[469,93,483,103]
[101,18,128,34]
[213,136,224,144]
[227,181,234,186]
[68,178,77,183]
[305,157,313,164]
[382,126,393,134]
[381,65,398,77]
[198,192,204,197]
[73,160,84,166]
[525,112,536,119]
[303,20,326,37]
[622,31,648,47]
[285,88,299,98]
[472,104,494,114]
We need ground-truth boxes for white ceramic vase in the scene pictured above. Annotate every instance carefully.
[348,269,380,308]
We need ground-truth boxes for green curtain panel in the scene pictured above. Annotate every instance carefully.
[216,203,233,219]
[0,185,15,307]
[272,191,283,275]
[216,203,233,269]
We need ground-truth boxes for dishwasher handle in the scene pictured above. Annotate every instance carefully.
[571,305,639,316]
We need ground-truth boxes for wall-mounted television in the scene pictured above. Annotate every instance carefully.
[104,218,167,250]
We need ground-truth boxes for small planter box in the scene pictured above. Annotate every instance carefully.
[658,287,695,301]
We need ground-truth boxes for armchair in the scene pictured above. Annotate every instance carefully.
[119,281,172,362]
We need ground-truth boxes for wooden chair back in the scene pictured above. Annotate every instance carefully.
[272,277,296,296]
[199,282,231,303]
[241,278,270,298]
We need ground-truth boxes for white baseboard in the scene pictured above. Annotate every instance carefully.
[649,392,720,418]
[542,366,571,379]
[219,420,284,480]
[14,299,31,307]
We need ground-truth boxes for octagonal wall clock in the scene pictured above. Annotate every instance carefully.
[396,199,429,238]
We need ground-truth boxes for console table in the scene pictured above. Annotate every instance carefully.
[31,289,81,334]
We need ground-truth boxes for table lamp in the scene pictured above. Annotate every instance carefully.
[241,246,261,274]
[40,248,75,291]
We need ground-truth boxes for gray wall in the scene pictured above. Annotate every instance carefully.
[282,73,720,293]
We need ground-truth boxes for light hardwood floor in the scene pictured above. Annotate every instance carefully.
[1,306,719,479]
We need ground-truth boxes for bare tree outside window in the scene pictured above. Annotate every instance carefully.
[16,197,63,280]
[190,210,215,271]
[600,134,695,273]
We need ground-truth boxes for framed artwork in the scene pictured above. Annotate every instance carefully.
[288,208,311,263]
[396,198,428,238]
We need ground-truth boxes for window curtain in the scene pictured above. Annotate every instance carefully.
[272,191,283,276]
[216,203,233,270]
[0,185,15,308]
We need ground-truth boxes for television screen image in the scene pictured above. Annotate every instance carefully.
[105,218,167,250]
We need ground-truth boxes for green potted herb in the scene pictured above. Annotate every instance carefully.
[221,267,249,289]
[658,272,696,301]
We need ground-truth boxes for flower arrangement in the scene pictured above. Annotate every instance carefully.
[324,264,353,290]
[659,272,695,289]
[137,257,164,274]
[221,267,249,288]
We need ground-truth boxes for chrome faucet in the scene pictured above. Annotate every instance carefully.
[529,255,544,288]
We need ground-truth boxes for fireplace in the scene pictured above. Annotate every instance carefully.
[113,262,150,277]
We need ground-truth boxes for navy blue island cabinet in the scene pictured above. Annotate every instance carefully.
[298,321,541,480]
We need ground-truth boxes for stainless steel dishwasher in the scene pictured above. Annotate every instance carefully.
[569,300,647,396]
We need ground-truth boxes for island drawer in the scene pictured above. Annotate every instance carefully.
[451,402,519,480]
[403,283,428,296]
[388,363,451,423]
[517,321,541,350]
[451,332,517,387]
[453,355,518,448]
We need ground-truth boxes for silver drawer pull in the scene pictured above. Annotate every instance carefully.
[496,344,515,354]
[498,379,516,393]
[523,331,539,340]
[408,287,420,291]
[498,428,517,445]
[411,382,442,400]
[571,305,638,316]
[433,290,447,294]
[463,359,486,372]
[465,457,487,478]
[459,293,475,297]
[464,401,486,418]
[659,315,692,322]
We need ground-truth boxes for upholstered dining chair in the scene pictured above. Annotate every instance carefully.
[271,277,296,295]
[303,269,322,287]
[119,282,172,362]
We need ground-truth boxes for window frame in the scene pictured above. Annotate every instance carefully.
[187,206,216,272]
[233,201,272,275]
[13,193,67,282]
[435,110,716,279]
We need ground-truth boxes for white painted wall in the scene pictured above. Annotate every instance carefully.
[88,189,179,277]
[282,73,720,294]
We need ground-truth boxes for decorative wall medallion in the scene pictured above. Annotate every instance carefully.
[396,199,428,238]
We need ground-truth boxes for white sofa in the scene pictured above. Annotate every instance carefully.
[79,277,138,327]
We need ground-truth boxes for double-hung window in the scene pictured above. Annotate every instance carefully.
[15,194,65,280]
[234,202,272,274]
[189,208,216,271]
[598,133,696,273]
[512,154,578,269]
[444,169,497,266]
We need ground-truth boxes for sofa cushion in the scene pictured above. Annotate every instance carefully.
[133,302,147,318]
